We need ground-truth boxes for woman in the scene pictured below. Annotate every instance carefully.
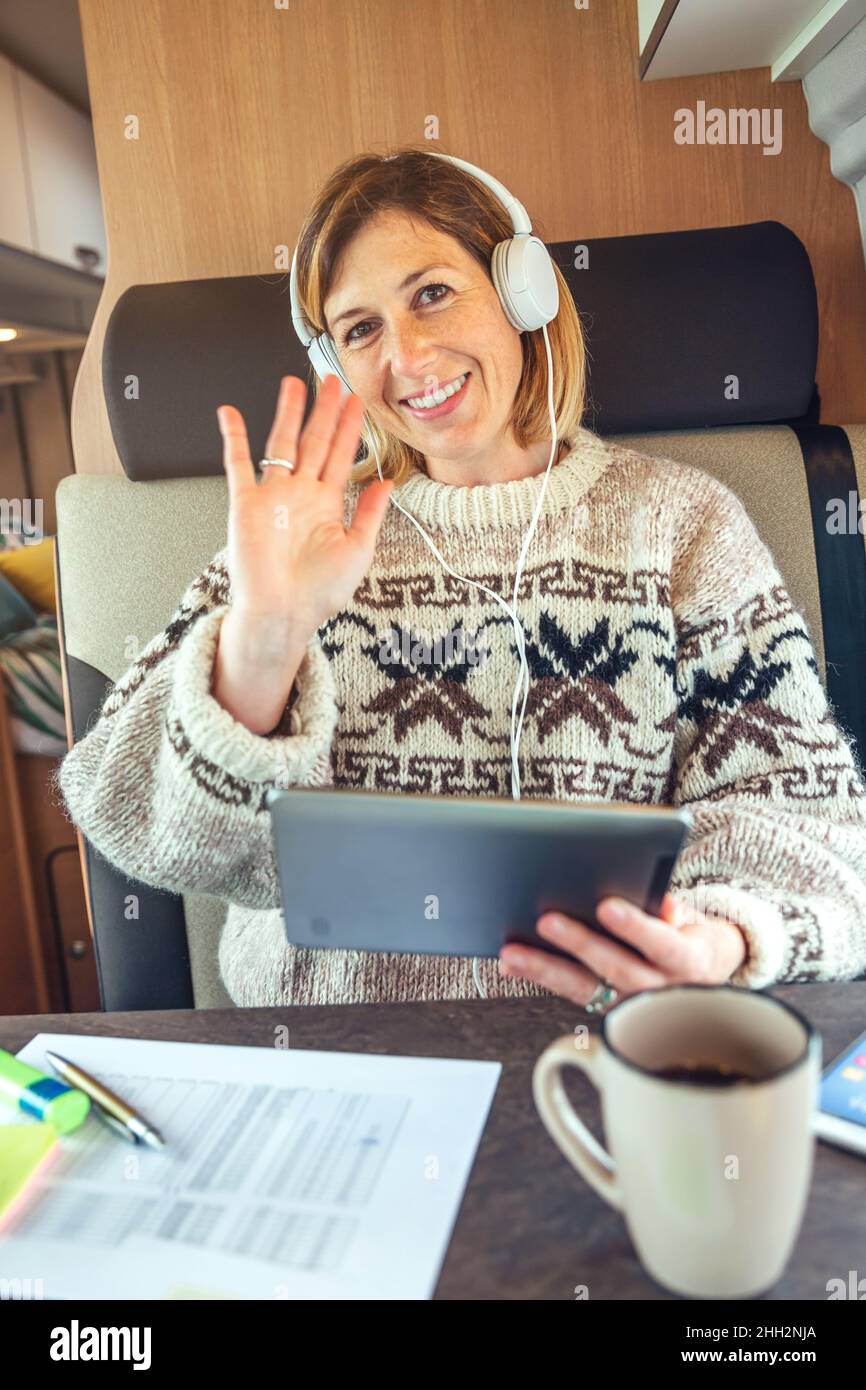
[56,147,866,1010]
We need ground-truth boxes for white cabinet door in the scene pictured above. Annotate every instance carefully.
[15,67,107,275]
[0,54,35,253]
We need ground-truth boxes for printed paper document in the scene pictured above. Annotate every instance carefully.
[0,1034,500,1299]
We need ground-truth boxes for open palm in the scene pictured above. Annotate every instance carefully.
[216,373,393,636]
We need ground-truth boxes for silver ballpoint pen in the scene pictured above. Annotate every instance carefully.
[44,1050,167,1150]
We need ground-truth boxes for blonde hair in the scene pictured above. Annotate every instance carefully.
[292,144,588,488]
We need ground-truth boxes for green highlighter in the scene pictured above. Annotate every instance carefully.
[0,1048,90,1133]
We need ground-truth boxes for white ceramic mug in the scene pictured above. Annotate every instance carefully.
[533,984,821,1299]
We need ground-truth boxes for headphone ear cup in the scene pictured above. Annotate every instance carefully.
[492,235,559,333]
[309,335,353,396]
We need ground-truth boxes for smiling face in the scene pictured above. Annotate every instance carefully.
[322,209,529,482]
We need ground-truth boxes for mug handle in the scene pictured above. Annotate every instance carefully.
[532,1034,623,1210]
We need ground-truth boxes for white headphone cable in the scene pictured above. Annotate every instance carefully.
[364,323,559,998]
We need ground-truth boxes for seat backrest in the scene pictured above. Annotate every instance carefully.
[55,476,232,1009]
[56,221,866,1010]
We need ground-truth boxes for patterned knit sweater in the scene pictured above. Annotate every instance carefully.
[53,429,866,1006]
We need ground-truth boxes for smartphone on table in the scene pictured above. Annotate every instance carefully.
[815,1025,866,1158]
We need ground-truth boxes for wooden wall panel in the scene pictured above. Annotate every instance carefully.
[13,351,77,536]
[0,348,83,535]
[0,670,51,1014]
[73,0,866,477]
[0,385,27,498]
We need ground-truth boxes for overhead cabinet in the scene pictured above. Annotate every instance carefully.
[638,0,866,82]
[0,53,32,253]
[0,55,107,275]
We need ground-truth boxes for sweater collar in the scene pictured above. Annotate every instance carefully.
[392,427,611,531]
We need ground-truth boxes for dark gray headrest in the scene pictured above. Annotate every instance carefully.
[103,220,817,481]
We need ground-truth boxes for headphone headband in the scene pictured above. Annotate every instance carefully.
[289,151,558,386]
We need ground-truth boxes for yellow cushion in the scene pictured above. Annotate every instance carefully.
[0,538,56,613]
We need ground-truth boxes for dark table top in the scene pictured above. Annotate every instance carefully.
[2,984,864,1300]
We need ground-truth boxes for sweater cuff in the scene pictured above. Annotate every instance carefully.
[671,883,790,989]
[170,603,338,784]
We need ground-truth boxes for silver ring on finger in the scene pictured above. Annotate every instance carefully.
[260,456,296,473]
[583,979,618,1015]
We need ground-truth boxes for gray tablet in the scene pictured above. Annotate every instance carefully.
[266,788,693,962]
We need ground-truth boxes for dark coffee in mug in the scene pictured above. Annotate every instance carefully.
[651,1059,764,1086]
[533,986,821,1298]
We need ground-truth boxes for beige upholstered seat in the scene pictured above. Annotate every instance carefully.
[55,424,866,1008]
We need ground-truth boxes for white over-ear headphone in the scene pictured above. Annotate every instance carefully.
[291,153,561,997]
